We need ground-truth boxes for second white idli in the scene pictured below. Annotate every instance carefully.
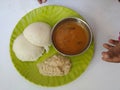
[23,22,51,51]
[13,34,44,61]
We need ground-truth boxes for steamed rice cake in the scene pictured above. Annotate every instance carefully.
[23,22,51,52]
[13,34,44,61]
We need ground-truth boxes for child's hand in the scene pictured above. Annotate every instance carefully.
[102,39,120,63]
[38,0,47,4]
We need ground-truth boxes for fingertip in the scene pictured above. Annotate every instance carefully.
[102,51,110,59]
[102,57,106,61]
[102,51,106,55]
[103,43,107,47]
[38,0,42,4]
[109,39,119,45]
[104,54,110,59]
[102,56,113,63]
[102,56,108,61]
[109,39,113,43]
[42,0,47,3]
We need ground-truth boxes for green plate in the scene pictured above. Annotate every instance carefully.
[10,5,94,87]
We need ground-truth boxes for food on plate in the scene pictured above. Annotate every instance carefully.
[52,19,90,55]
[37,54,71,76]
[12,22,51,61]
[23,22,51,52]
[13,34,44,61]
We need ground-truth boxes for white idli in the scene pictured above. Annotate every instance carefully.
[23,22,51,52]
[13,34,44,61]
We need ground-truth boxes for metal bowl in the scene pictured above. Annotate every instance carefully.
[51,17,92,56]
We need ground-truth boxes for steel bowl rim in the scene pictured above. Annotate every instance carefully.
[51,17,93,56]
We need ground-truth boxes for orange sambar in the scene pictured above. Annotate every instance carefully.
[52,20,89,55]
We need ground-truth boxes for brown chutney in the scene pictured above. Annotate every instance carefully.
[52,20,90,55]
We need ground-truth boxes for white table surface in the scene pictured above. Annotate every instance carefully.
[0,0,120,90]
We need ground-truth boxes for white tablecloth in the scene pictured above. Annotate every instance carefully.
[0,0,120,90]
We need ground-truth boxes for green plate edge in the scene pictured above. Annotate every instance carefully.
[9,5,94,87]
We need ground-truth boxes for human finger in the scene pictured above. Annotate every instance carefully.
[109,39,119,45]
[38,0,42,4]
[42,0,47,3]
[102,52,114,62]
[102,57,120,63]
[102,56,111,62]
[102,51,115,58]
[102,51,120,63]
[103,43,113,50]
[102,51,110,59]
[38,0,47,4]
[102,52,112,62]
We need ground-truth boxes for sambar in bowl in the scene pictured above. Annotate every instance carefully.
[51,17,92,56]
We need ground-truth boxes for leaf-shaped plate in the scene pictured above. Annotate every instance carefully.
[10,5,94,87]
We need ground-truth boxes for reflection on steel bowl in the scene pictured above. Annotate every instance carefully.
[51,17,92,56]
